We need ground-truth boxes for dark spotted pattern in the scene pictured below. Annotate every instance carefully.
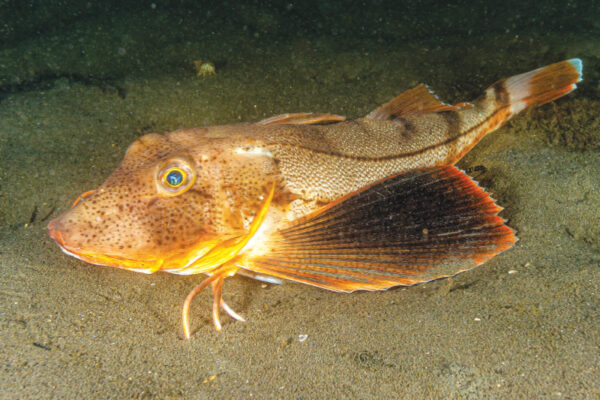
[49,131,279,267]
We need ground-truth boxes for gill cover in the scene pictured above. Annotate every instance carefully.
[164,181,276,275]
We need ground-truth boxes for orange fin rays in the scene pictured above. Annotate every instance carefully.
[220,296,245,323]
[258,112,346,126]
[182,264,241,339]
[71,189,97,208]
[182,182,275,338]
[182,270,222,339]
[498,58,583,113]
[242,166,516,292]
[210,272,246,331]
[211,275,224,331]
[175,181,276,275]
[366,84,472,120]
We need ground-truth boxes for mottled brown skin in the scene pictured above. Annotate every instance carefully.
[49,59,582,273]
[48,111,493,270]
[49,130,281,272]
[47,59,581,335]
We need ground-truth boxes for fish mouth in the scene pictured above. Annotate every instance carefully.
[48,218,163,273]
[47,181,276,275]
[47,216,219,274]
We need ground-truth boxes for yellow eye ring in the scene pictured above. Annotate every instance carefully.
[157,159,196,196]
[163,167,186,188]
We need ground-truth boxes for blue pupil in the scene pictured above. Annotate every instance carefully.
[166,170,184,187]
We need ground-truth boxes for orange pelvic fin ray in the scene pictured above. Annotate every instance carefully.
[366,84,472,120]
[242,166,516,292]
[492,58,583,114]
[182,264,241,339]
[181,183,276,338]
[258,112,346,126]
[71,189,97,208]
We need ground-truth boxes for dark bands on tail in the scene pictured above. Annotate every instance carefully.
[492,58,582,114]
[448,59,582,164]
[243,166,517,292]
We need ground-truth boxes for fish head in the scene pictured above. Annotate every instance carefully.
[48,129,278,274]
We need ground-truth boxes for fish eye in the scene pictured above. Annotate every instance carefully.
[164,168,185,188]
[158,159,195,195]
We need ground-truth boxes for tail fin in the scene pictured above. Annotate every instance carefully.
[491,58,582,114]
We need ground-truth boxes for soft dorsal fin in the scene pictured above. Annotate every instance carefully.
[366,84,472,120]
[258,112,346,126]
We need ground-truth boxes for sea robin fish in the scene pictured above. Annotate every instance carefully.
[48,59,582,339]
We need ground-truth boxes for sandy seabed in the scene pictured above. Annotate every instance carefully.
[0,9,599,399]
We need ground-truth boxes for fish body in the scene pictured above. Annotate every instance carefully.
[48,59,582,338]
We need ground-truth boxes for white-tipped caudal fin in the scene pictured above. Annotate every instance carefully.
[444,58,583,164]
[490,58,582,114]
[361,59,582,166]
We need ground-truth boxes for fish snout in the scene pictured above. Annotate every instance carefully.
[47,205,161,270]
[47,207,106,256]
[47,216,62,243]
[48,213,79,253]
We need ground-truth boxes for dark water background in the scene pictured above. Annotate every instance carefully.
[0,1,598,97]
[1,1,599,399]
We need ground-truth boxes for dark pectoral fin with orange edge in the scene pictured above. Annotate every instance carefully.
[242,166,516,292]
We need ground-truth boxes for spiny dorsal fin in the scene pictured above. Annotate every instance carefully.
[258,112,346,126]
[366,84,472,120]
